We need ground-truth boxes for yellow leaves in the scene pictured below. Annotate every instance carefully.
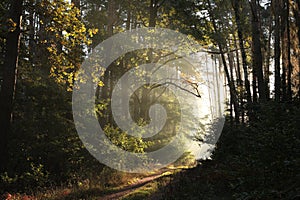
[7,18,17,27]
[169,8,176,16]
[80,26,87,33]
[88,28,99,37]
[98,81,104,87]
[41,0,98,91]
[47,46,53,53]
[46,27,55,32]
[142,52,149,61]
[86,40,92,46]
[7,18,17,32]
[88,30,93,37]
[56,6,66,14]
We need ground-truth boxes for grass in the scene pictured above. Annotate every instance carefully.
[121,170,178,200]
[121,182,158,200]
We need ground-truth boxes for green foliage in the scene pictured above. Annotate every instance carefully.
[40,0,97,90]
[0,163,49,192]
[0,62,102,193]
[103,124,150,153]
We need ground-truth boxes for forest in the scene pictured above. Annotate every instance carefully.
[0,0,299,199]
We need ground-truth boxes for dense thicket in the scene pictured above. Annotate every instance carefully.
[156,102,299,199]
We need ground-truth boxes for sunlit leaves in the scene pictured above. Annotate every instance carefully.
[40,0,98,91]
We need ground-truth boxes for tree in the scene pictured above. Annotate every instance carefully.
[274,0,281,101]
[231,0,252,104]
[206,0,240,123]
[249,0,266,102]
[294,0,300,98]
[285,0,293,100]
[0,0,23,173]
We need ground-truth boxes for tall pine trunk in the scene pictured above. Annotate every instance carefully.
[286,0,293,100]
[264,17,273,100]
[250,0,266,102]
[295,0,300,98]
[233,35,245,123]
[274,0,281,101]
[139,0,158,122]
[281,0,287,101]
[0,0,23,172]
[232,0,252,104]
[207,0,240,123]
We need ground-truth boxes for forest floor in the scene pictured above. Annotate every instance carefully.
[52,167,185,200]
[3,104,299,200]
[98,170,168,200]
[0,167,187,200]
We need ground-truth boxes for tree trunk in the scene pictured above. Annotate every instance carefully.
[28,0,36,64]
[149,0,157,27]
[286,0,292,100]
[107,0,115,37]
[281,0,287,101]
[233,35,242,87]
[102,0,117,124]
[264,17,273,100]
[139,0,159,122]
[227,52,236,124]
[126,9,131,30]
[207,0,240,123]
[71,0,83,90]
[252,68,258,103]
[295,0,300,98]
[232,0,252,104]
[249,0,266,102]
[233,34,245,123]
[0,0,23,172]
[274,0,281,101]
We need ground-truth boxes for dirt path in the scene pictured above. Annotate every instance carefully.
[97,169,172,200]
[98,174,161,200]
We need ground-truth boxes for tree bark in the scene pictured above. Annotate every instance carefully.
[264,16,273,100]
[71,0,83,89]
[281,0,287,101]
[295,0,300,98]
[233,34,245,123]
[252,68,258,103]
[232,0,252,104]
[207,0,240,123]
[126,9,131,30]
[227,52,236,124]
[139,0,159,122]
[274,0,281,101]
[106,0,117,124]
[149,0,158,27]
[0,0,23,172]
[107,0,116,37]
[249,0,266,102]
[286,0,292,100]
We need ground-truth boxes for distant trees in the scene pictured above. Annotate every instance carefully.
[194,0,299,122]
